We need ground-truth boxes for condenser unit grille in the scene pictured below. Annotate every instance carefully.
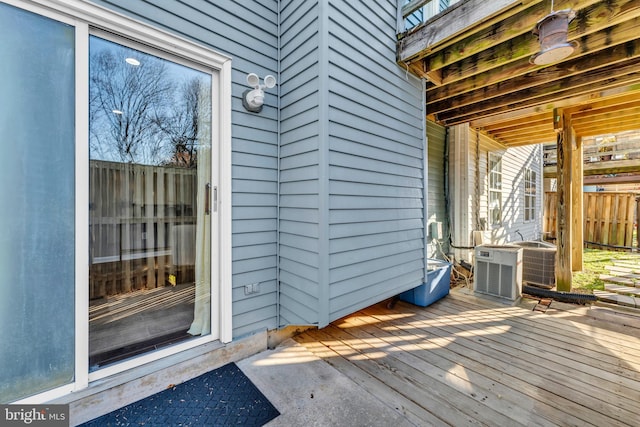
[474,245,523,301]
[513,241,556,287]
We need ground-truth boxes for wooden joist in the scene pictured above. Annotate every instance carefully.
[400,0,640,146]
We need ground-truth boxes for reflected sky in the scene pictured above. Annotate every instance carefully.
[89,36,211,167]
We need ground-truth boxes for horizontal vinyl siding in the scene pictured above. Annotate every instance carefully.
[479,133,543,243]
[91,0,280,338]
[326,0,425,321]
[426,120,449,258]
[278,0,321,325]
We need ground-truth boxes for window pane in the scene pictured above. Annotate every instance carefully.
[0,4,75,402]
[88,36,212,369]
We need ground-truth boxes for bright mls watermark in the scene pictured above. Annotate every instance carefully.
[1,405,69,426]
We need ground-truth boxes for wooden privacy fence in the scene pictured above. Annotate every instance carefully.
[544,191,639,249]
[89,160,198,300]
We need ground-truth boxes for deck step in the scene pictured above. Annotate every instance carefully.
[604,283,640,297]
[611,260,640,270]
[605,265,640,275]
[593,300,640,316]
[599,274,640,287]
[593,290,639,307]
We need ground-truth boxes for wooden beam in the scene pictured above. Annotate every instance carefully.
[571,106,640,127]
[424,0,616,71]
[468,84,640,129]
[439,68,640,125]
[490,123,553,139]
[572,136,583,272]
[583,173,640,185]
[429,46,640,115]
[574,116,640,137]
[554,109,573,292]
[428,16,640,100]
[397,0,533,63]
[480,112,552,133]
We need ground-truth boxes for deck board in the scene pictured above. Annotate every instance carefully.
[293,292,640,427]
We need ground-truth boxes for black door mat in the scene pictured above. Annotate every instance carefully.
[80,362,280,426]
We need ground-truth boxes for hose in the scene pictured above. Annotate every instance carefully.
[522,285,597,304]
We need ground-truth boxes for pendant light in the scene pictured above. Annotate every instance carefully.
[530,0,576,65]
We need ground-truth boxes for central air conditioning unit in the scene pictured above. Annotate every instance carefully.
[513,241,556,288]
[474,245,523,301]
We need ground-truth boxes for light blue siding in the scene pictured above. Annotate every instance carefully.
[90,0,281,338]
[278,0,322,325]
[325,0,425,324]
[278,0,425,327]
[427,120,450,258]
[94,0,427,333]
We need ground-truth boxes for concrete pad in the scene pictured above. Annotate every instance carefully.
[237,338,416,427]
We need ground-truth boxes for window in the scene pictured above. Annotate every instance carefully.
[524,168,536,222]
[489,154,502,227]
[0,2,76,403]
[88,35,213,370]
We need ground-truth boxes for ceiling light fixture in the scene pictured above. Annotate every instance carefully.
[125,57,140,66]
[530,1,575,65]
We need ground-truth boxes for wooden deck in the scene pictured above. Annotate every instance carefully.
[293,292,640,427]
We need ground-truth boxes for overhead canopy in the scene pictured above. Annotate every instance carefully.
[398,0,640,146]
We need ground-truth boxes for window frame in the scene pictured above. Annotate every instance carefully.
[7,0,232,403]
[488,153,503,228]
[524,167,537,223]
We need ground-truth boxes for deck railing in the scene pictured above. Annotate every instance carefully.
[543,132,640,167]
[398,0,458,34]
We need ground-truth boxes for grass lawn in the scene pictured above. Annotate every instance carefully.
[572,248,640,292]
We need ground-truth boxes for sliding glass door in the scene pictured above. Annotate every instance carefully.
[88,35,212,370]
[0,2,75,402]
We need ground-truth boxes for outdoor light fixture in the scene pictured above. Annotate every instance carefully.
[530,1,576,65]
[242,73,276,113]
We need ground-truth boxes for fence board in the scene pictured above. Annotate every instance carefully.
[89,160,197,299]
[544,192,638,250]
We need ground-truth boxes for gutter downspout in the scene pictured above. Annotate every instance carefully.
[422,78,429,282]
[276,0,282,328]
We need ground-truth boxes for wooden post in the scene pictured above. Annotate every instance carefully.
[572,136,583,271]
[636,196,640,249]
[554,109,573,292]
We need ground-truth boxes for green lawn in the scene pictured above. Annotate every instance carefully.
[572,248,639,292]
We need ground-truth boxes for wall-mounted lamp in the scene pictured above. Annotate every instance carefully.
[530,8,576,65]
[243,73,276,113]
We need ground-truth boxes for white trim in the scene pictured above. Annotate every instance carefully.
[89,335,214,382]
[219,58,233,344]
[74,19,90,393]
[13,385,76,405]
[17,0,231,70]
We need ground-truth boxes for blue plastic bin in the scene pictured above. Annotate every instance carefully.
[399,259,452,307]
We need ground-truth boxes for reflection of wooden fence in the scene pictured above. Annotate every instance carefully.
[544,192,639,249]
[89,160,197,299]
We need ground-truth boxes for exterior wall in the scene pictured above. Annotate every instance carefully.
[481,142,544,243]
[278,0,322,325]
[426,120,449,259]
[90,0,280,338]
[449,124,544,261]
[278,0,427,327]
[326,0,425,323]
